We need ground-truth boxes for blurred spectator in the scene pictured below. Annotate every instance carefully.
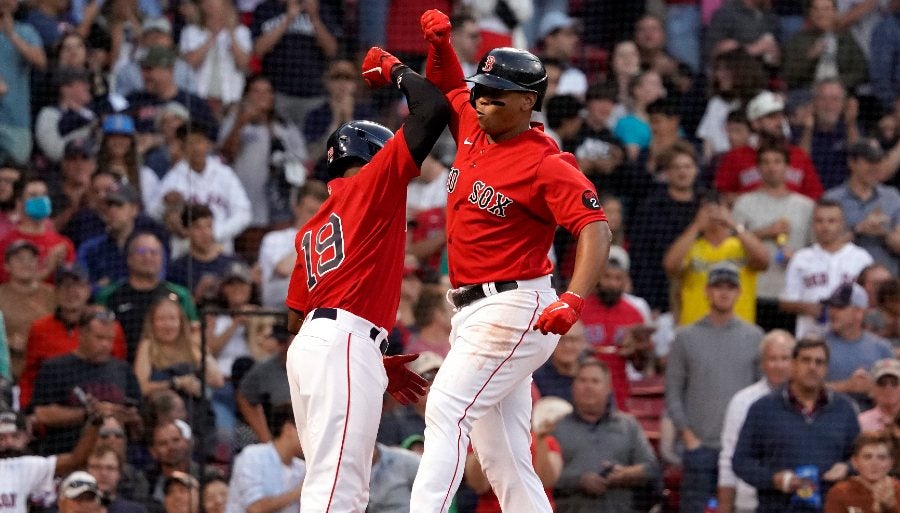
[613,71,666,162]
[258,181,327,309]
[97,114,160,208]
[705,0,780,65]
[860,263,895,307]
[220,74,308,228]
[303,60,373,172]
[536,12,586,99]
[133,297,223,433]
[34,67,96,163]
[869,0,900,111]
[31,308,142,455]
[837,0,892,61]
[90,0,141,77]
[407,138,452,215]
[644,96,686,175]
[825,139,900,274]
[225,403,305,513]
[25,0,93,50]
[179,0,251,117]
[57,471,105,513]
[146,421,199,502]
[665,262,763,512]
[0,240,55,380]
[77,181,168,290]
[61,170,122,248]
[235,323,292,443]
[544,93,583,147]
[19,267,128,408]
[404,287,451,357]
[450,13,482,77]
[0,177,76,283]
[783,0,868,92]
[87,446,148,513]
[376,351,441,448]
[733,338,860,513]
[715,91,824,202]
[150,122,251,254]
[635,13,693,95]
[95,415,150,502]
[48,32,108,100]
[144,101,189,179]
[0,162,23,239]
[795,79,862,190]
[782,199,875,339]
[533,321,587,402]
[114,19,196,98]
[124,46,215,135]
[50,138,98,234]
[662,1,702,73]
[664,198,769,325]
[823,282,894,406]
[859,358,900,432]
[629,141,701,312]
[825,432,900,513]
[864,277,900,343]
[605,40,642,119]
[581,247,653,411]
[718,330,796,513]
[464,0,533,55]
[96,232,198,361]
[250,0,339,128]
[162,471,200,513]
[167,203,239,299]
[733,142,815,332]
[696,48,767,163]
[202,477,228,513]
[552,359,658,513]
[0,0,47,166]
[368,442,420,513]
[570,84,624,180]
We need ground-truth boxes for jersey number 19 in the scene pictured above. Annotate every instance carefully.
[299,213,346,290]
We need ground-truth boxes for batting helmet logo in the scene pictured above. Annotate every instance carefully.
[482,55,495,72]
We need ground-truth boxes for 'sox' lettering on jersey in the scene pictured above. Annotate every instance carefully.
[482,55,495,72]
[467,180,514,218]
[0,493,17,509]
[447,167,460,192]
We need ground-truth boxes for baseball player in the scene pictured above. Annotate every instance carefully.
[410,10,612,513]
[284,47,446,513]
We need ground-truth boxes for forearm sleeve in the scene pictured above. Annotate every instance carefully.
[393,65,451,167]
[425,40,466,94]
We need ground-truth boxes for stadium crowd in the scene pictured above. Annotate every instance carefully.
[0,0,899,512]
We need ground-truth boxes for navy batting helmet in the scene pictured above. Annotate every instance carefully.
[466,47,548,112]
[326,120,394,178]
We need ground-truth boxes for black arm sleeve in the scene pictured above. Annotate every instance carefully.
[391,65,451,167]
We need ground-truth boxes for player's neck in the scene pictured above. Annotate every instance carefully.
[487,121,531,143]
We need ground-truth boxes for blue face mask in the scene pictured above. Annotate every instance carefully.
[24,196,52,220]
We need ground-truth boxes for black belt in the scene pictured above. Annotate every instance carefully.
[450,281,518,309]
[311,308,388,353]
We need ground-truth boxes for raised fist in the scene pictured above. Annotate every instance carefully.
[361,46,402,89]
[420,9,451,46]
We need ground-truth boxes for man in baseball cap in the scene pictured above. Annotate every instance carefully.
[859,358,900,432]
[59,470,102,502]
[163,470,199,513]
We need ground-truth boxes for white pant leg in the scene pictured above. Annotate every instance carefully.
[409,287,558,513]
[470,375,551,513]
[286,317,387,513]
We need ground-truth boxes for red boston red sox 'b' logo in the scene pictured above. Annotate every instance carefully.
[482,55,495,72]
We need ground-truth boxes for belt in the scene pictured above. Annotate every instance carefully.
[450,281,519,309]
[310,308,388,353]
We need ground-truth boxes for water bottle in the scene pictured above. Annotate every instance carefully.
[704,498,719,513]
[774,233,788,266]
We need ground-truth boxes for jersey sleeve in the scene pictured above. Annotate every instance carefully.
[780,252,804,302]
[533,152,607,237]
[445,86,475,143]
[23,456,57,496]
[285,232,310,314]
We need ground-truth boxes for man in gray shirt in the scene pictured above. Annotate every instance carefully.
[666,263,764,513]
[553,359,658,513]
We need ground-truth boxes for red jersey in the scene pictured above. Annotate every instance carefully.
[0,228,76,283]
[580,294,650,412]
[444,88,606,287]
[19,313,128,407]
[285,129,417,331]
[714,144,824,199]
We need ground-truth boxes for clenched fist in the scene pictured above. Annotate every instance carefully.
[384,353,429,405]
[420,9,451,46]
[533,292,584,335]
[361,46,402,89]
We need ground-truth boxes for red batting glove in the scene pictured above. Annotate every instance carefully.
[361,46,401,89]
[420,9,451,46]
[533,292,585,335]
[384,353,429,405]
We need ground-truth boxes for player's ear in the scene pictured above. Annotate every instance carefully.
[521,92,537,112]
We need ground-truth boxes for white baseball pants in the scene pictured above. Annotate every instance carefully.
[409,276,559,513]
[286,308,389,513]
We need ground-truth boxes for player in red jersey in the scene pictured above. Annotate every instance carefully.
[284,47,445,513]
[410,10,612,513]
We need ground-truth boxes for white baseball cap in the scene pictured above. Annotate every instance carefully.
[59,471,100,499]
[746,91,784,122]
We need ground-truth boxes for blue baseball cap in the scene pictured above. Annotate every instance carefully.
[103,114,135,136]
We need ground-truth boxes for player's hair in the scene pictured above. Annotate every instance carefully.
[756,140,790,164]
[268,403,296,438]
[413,286,448,328]
[851,431,892,456]
[295,180,329,205]
[180,202,214,229]
[657,140,696,171]
[759,329,795,356]
[792,337,830,362]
